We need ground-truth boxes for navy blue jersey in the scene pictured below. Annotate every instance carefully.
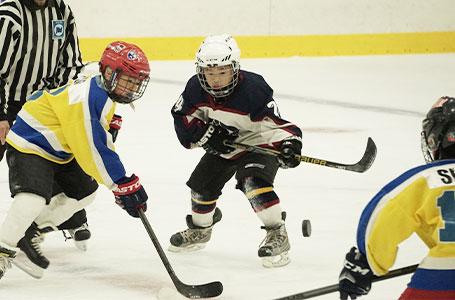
[171,70,302,159]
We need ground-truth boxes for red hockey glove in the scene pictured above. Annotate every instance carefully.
[113,174,148,218]
[108,114,122,143]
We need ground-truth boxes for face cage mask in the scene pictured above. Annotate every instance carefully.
[197,64,239,99]
[421,131,436,163]
[104,70,150,104]
[420,122,454,163]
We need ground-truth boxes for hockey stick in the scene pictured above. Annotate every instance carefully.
[230,137,377,173]
[271,264,418,300]
[138,208,223,298]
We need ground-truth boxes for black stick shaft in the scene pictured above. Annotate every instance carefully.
[231,137,376,173]
[138,209,179,284]
[272,264,418,300]
[138,209,224,299]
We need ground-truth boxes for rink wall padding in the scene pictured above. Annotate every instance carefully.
[79,31,455,61]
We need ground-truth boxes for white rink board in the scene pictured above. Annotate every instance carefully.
[65,0,455,37]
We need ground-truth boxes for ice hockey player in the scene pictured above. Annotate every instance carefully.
[0,0,94,253]
[0,41,150,280]
[170,34,302,268]
[338,96,455,299]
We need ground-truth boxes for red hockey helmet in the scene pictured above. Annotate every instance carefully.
[99,41,150,103]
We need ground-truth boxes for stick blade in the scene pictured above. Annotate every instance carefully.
[347,137,377,173]
[176,281,223,299]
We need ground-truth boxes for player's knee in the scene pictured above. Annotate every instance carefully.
[79,191,96,207]
[13,193,47,216]
[237,176,272,195]
[63,191,96,211]
[50,191,96,210]
[35,191,96,229]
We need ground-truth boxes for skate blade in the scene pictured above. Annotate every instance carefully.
[74,240,88,251]
[12,251,45,279]
[261,251,290,268]
[168,243,206,253]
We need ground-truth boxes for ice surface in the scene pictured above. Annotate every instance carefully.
[1,54,455,300]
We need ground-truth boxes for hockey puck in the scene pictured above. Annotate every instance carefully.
[302,219,312,237]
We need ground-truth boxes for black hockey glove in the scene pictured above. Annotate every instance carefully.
[196,120,239,155]
[277,138,302,168]
[108,114,122,143]
[339,247,373,300]
[113,174,148,218]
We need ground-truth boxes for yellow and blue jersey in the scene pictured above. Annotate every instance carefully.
[357,159,455,292]
[6,75,125,189]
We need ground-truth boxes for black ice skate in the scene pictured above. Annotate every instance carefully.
[258,212,290,268]
[0,244,16,279]
[66,222,91,251]
[13,223,49,279]
[169,208,222,253]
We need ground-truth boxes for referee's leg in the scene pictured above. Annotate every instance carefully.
[0,143,6,162]
[0,116,15,161]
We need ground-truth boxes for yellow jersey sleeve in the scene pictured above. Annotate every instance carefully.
[357,160,455,275]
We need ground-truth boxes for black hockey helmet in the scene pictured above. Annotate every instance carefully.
[421,96,455,162]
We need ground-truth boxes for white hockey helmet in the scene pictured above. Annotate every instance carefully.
[196,34,241,98]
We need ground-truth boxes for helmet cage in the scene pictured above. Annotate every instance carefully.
[421,125,441,163]
[196,62,239,98]
[421,131,434,163]
[103,68,149,104]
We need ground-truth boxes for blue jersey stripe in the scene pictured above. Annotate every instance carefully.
[28,90,43,101]
[408,268,455,290]
[90,120,125,182]
[49,85,67,96]
[357,159,455,254]
[87,78,125,183]
[88,77,108,120]
[11,117,72,160]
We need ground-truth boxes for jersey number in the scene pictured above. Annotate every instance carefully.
[437,191,455,242]
[173,95,184,112]
[267,100,281,117]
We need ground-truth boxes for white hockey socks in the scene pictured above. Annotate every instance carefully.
[0,193,46,247]
[256,204,283,228]
[192,210,216,228]
[34,191,96,229]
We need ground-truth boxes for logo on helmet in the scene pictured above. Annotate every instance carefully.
[110,44,126,53]
[447,132,455,142]
[127,50,138,61]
